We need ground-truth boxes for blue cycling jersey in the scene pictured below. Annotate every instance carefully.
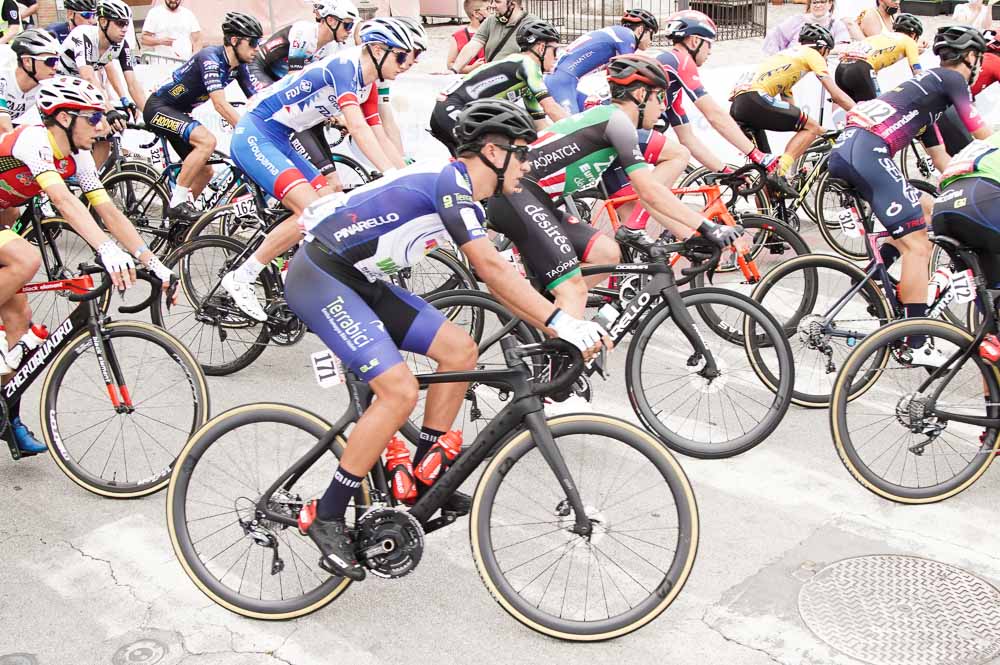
[299,159,488,282]
[152,46,256,113]
[552,26,636,79]
[44,20,70,42]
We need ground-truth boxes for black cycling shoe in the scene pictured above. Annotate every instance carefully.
[302,510,366,581]
[414,481,472,516]
[767,174,799,199]
[167,201,202,223]
[614,226,656,252]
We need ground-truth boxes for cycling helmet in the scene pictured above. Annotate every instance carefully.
[11,28,61,57]
[37,76,105,116]
[891,12,923,38]
[314,0,360,20]
[621,8,659,33]
[662,10,717,40]
[360,17,415,50]
[986,29,1000,54]
[222,12,264,39]
[97,0,131,21]
[607,53,669,92]
[395,16,430,51]
[454,99,537,196]
[933,24,988,58]
[64,0,97,12]
[798,22,835,50]
[516,20,560,50]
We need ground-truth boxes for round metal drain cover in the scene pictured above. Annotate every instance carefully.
[0,655,38,665]
[112,639,169,665]
[799,555,1000,665]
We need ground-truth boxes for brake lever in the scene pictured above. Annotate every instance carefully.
[165,275,179,313]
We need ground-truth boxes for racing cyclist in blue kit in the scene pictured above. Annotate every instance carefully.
[222,18,417,322]
[543,8,658,114]
[290,99,610,580]
[141,12,260,223]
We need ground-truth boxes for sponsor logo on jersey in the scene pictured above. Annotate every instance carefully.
[332,212,400,241]
[532,143,582,170]
[565,50,593,72]
[169,83,187,98]
[523,204,573,254]
[15,173,32,186]
[321,296,374,351]
[936,187,964,203]
[466,74,511,99]
[375,257,401,274]
[301,80,312,93]
[149,112,184,134]
[879,109,919,138]
[545,258,577,281]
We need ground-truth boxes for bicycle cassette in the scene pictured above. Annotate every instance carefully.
[355,507,424,579]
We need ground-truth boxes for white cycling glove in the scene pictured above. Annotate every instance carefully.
[144,255,174,284]
[98,240,135,282]
[547,308,607,352]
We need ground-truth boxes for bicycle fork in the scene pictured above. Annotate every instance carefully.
[523,409,593,538]
[662,286,720,378]
[87,305,133,412]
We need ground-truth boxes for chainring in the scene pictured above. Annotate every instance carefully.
[355,507,424,579]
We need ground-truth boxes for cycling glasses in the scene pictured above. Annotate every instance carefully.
[111,19,129,28]
[495,143,531,161]
[391,49,410,65]
[71,110,105,126]
[243,37,261,47]
[78,10,96,18]
[30,56,60,68]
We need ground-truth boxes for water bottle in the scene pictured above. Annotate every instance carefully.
[592,303,620,332]
[981,334,1000,364]
[2,323,48,371]
[414,431,462,485]
[385,437,417,502]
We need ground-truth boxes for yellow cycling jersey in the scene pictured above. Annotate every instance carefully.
[731,45,830,99]
[841,32,920,72]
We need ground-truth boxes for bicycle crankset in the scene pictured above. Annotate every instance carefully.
[265,301,307,346]
[355,507,424,579]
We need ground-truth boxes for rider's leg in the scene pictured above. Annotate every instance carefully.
[175,125,216,203]
[779,117,822,175]
[550,274,589,318]
[415,319,479,460]
[0,235,40,327]
[621,131,688,231]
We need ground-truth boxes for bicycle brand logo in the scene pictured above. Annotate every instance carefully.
[609,292,650,337]
[3,317,74,400]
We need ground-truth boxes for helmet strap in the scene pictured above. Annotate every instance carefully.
[683,36,704,60]
[964,53,983,83]
[367,43,391,81]
[477,147,514,197]
[19,57,40,85]
[55,113,81,155]
[626,88,648,129]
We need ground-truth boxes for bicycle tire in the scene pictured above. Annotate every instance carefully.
[151,235,275,375]
[330,153,372,192]
[100,170,172,255]
[830,318,999,503]
[750,253,893,408]
[471,414,698,640]
[626,288,794,458]
[41,321,210,497]
[898,141,939,182]
[168,403,366,618]
[814,170,870,260]
[393,248,479,299]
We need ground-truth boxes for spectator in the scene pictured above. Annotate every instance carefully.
[764,0,851,54]
[448,0,487,74]
[0,0,19,44]
[141,0,202,60]
[375,0,420,19]
[953,0,992,30]
[449,0,539,72]
[19,0,37,27]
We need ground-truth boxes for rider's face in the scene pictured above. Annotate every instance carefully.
[27,54,59,81]
[67,110,108,150]
[641,88,666,129]
[234,37,259,63]
[103,18,128,43]
[496,139,531,194]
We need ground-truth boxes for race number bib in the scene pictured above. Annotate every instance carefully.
[311,349,345,387]
[847,99,896,129]
[231,194,257,218]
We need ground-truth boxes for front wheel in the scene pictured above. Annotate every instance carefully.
[471,414,698,640]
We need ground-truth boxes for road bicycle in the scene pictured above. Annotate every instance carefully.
[2,266,210,498]
[829,234,1000,503]
[166,337,698,639]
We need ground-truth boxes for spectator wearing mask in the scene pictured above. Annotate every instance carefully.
[140,0,202,60]
[449,0,539,72]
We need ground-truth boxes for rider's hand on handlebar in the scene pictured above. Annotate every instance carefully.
[98,240,136,290]
[106,108,128,133]
[697,220,744,250]
[747,147,781,174]
[145,255,178,305]
[548,309,614,362]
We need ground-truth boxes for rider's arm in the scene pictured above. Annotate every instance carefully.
[944,69,989,140]
[0,96,12,134]
[342,101,402,172]
[692,95,757,158]
[76,65,106,105]
[858,11,882,38]
[105,61,129,103]
[207,89,241,130]
[377,104,405,159]
[539,97,569,123]
[464,237,561,331]
[820,76,855,111]
[123,71,147,112]
[524,61,567,123]
[672,123,726,172]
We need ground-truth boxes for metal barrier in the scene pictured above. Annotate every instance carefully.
[139,52,187,66]
[525,0,766,43]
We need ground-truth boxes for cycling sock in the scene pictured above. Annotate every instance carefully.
[233,256,266,283]
[904,302,928,348]
[777,154,794,177]
[169,185,190,208]
[317,466,364,521]
[623,205,650,231]
[414,426,445,466]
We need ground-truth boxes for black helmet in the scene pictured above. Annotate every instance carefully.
[454,99,538,152]
[933,25,987,58]
[892,13,923,38]
[607,54,669,94]
[12,28,61,57]
[516,20,559,50]
[222,12,264,39]
[622,8,659,33]
[64,0,97,11]
[799,23,834,50]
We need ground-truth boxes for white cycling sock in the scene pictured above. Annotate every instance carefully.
[169,185,190,208]
[234,256,265,283]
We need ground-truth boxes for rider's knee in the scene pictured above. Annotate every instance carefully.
[452,332,479,370]
[586,237,620,265]
[7,245,40,283]
[190,127,216,151]
[378,369,419,412]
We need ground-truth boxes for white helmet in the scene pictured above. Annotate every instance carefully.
[394,16,429,51]
[97,0,132,21]
[36,76,106,117]
[314,0,360,21]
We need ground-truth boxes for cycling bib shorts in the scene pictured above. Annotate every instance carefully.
[231,114,324,200]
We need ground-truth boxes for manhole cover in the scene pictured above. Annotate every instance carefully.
[799,555,1000,665]
[111,639,169,665]
[0,655,38,665]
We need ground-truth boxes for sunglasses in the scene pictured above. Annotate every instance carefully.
[78,11,95,18]
[30,55,60,68]
[72,110,105,126]
[111,19,129,28]
[495,143,531,161]
[244,37,261,47]
[391,49,410,65]
[340,21,355,31]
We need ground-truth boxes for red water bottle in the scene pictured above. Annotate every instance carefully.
[980,334,1000,364]
[385,437,418,502]
[414,431,462,485]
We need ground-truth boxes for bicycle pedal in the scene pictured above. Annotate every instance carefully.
[423,512,461,534]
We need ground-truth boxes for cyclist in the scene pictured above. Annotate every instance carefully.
[44,0,96,42]
[971,29,1000,96]
[828,25,991,358]
[729,23,855,180]
[290,99,609,580]
[0,29,61,131]
[543,9,659,114]
[650,10,780,178]
[222,18,417,322]
[0,76,174,453]
[142,12,260,224]
[835,13,923,103]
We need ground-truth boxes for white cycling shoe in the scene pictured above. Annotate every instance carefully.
[221,272,268,322]
[908,343,953,369]
[544,393,593,417]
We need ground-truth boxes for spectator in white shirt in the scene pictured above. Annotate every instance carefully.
[952,0,993,31]
[140,0,201,60]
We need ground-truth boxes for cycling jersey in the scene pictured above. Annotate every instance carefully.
[0,124,106,209]
[731,45,829,99]
[151,45,255,114]
[971,52,1000,98]
[58,24,134,75]
[529,104,650,198]
[44,20,72,42]
[246,46,379,133]
[298,159,488,281]
[845,67,983,155]
[552,26,636,79]
[437,53,550,118]
[250,21,343,88]
[653,46,708,127]
[941,133,1000,187]
[840,32,920,72]
[0,70,38,123]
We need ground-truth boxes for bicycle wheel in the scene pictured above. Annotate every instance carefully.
[151,235,275,375]
[898,140,939,182]
[929,242,977,328]
[330,153,372,192]
[626,288,794,458]
[471,414,698,640]
[750,253,892,408]
[677,165,770,217]
[100,170,172,254]
[815,170,869,260]
[41,321,210,497]
[792,143,830,224]
[168,404,368,618]
[830,318,999,503]
[393,248,479,299]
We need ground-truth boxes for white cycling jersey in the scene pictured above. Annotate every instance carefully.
[0,69,39,124]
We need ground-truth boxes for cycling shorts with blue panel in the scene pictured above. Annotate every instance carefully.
[544,70,589,115]
[231,113,323,200]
